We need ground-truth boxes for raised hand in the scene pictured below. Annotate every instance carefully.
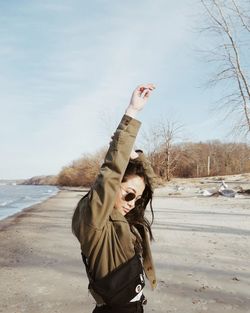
[125,83,155,118]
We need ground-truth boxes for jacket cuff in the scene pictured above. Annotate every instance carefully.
[121,114,141,130]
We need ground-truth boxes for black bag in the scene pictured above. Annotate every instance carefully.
[82,253,145,306]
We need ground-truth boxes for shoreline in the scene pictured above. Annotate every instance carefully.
[0,186,90,226]
[0,185,60,223]
[0,190,62,231]
[0,188,250,312]
[0,187,90,230]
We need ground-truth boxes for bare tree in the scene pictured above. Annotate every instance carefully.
[142,119,183,181]
[141,123,163,177]
[199,0,250,136]
[171,140,250,177]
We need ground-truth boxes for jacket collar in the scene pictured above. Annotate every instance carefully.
[110,209,128,222]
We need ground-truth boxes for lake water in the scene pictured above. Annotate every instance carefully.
[0,185,58,220]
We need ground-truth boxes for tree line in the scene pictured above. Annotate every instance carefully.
[56,140,250,187]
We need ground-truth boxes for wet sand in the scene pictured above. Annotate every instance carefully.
[0,183,250,313]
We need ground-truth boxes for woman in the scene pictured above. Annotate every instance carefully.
[72,84,157,313]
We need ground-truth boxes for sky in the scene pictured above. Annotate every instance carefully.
[0,0,244,179]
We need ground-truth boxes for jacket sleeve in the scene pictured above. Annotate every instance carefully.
[82,115,141,229]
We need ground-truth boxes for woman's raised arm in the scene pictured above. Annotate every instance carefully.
[73,84,155,236]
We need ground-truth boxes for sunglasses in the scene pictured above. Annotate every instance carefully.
[120,186,142,202]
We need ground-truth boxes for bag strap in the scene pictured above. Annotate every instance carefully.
[81,252,94,284]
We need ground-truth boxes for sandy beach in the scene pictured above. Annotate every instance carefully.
[0,179,250,313]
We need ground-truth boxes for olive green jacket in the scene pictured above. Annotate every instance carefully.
[72,115,157,301]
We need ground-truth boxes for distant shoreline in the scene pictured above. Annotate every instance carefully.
[0,187,89,230]
[0,185,59,225]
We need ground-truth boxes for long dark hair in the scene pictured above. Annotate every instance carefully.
[122,159,154,253]
[72,158,155,251]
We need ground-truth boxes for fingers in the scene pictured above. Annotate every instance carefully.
[138,84,155,99]
[127,83,155,114]
[138,83,156,91]
[143,89,151,98]
[140,89,150,99]
[137,83,155,97]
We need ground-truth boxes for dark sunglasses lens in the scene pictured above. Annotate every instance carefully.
[124,192,136,202]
